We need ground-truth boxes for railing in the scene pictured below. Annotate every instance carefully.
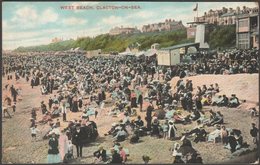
[250,27,258,32]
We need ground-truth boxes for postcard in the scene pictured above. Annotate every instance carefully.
[2,1,259,164]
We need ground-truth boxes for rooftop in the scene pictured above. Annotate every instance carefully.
[220,12,236,17]
[187,21,207,25]
[160,42,200,51]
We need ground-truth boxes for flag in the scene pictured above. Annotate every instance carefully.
[193,3,198,11]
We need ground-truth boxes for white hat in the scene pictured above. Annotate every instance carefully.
[172,100,177,106]
[169,120,174,124]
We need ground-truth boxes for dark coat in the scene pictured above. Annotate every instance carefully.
[195,100,203,110]
[137,94,143,105]
[151,123,160,136]
[48,137,59,155]
[250,127,258,137]
[98,93,103,103]
[72,129,84,146]
[78,99,83,108]
[228,135,237,151]
[49,99,53,107]
[145,105,153,121]
[71,101,79,112]
[134,119,144,127]
[31,79,35,86]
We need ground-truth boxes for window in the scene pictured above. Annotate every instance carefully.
[239,19,249,27]
[238,33,249,49]
[238,33,248,40]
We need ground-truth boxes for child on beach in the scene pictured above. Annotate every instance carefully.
[12,102,16,113]
[30,125,41,142]
[161,120,169,139]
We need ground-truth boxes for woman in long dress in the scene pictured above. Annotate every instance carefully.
[59,132,69,162]
[47,132,62,163]
[71,97,79,112]
[168,120,177,140]
[78,97,83,110]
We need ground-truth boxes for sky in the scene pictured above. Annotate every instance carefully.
[2,1,258,50]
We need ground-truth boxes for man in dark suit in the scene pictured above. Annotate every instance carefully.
[145,101,153,131]
[137,93,143,112]
[48,97,53,110]
[50,78,54,93]
[10,85,18,102]
[31,78,35,89]
[41,101,48,115]
[98,91,103,108]
[250,123,259,147]
[72,124,84,158]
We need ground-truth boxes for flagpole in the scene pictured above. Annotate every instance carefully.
[197,4,198,21]
[193,3,198,22]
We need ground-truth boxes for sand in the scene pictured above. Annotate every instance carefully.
[2,73,259,164]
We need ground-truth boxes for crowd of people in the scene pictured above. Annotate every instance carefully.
[2,47,259,164]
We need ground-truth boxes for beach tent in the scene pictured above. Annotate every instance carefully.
[144,49,157,57]
[119,51,135,56]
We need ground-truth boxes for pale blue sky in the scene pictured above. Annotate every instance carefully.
[2,1,258,50]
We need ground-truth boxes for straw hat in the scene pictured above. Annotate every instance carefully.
[176,110,181,114]
[99,146,104,150]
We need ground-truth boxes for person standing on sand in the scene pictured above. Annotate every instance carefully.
[72,124,84,158]
[50,77,54,94]
[250,123,259,148]
[10,85,18,102]
[41,101,48,115]
[168,120,177,140]
[59,131,69,162]
[12,102,16,113]
[78,96,83,111]
[71,96,79,113]
[49,97,53,110]
[119,146,127,163]
[31,77,35,89]
[3,96,12,118]
[145,101,153,131]
[60,102,67,122]
[137,93,143,112]
[47,132,62,163]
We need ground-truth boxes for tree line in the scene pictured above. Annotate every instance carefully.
[14,25,236,53]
